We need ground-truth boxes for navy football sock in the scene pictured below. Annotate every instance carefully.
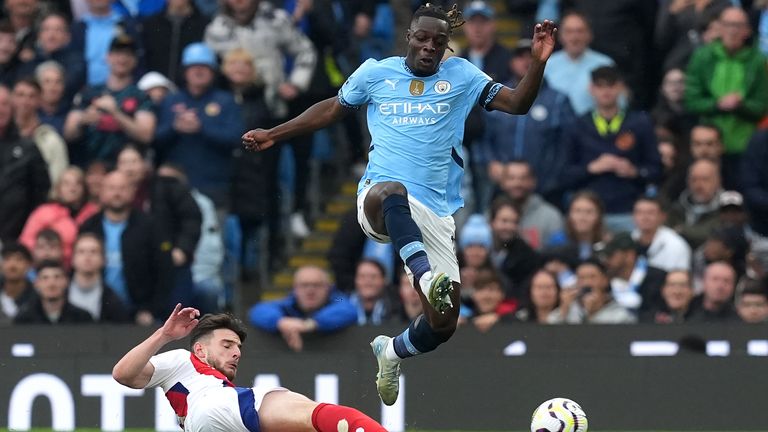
[392,315,445,359]
[382,194,431,282]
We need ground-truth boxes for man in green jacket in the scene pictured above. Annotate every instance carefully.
[685,6,768,185]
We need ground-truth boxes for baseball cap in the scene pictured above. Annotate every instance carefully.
[459,214,492,250]
[137,72,177,93]
[109,34,138,54]
[597,231,636,257]
[181,43,218,69]
[719,190,744,208]
[464,1,494,19]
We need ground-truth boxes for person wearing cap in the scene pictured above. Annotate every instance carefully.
[561,65,661,233]
[480,39,574,210]
[155,42,243,210]
[461,1,512,83]
[599,231,667,314]
[142,0,210,84]
[666,159,724,249]
[631,196,691,272]
[137,71,177,108]
[71,0,143,86]
[543,11,615,116]
[63,34,156,166]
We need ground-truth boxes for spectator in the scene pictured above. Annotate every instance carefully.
[461,1,512,83]
[651,68,697,149]
[64,34,156,166]
[17,12,86,99]
[691,225,748,293]
[654,0,730,71]
[499,160,564,250]
[395,271,423,323]
[15,260,93,324]
[349,259,395,325]
[481,39,575,209]
[327,209,369,294]
[19,166,99,266]
[30,228,64,274]
[685,6,768,185]
[5,0,40,55]
[546,190,607,263]
[0,243,36,323]
[35,60,69,134]
[204,0,317,236]
[137,71,177,110]
[640,269,695,324]
[632,196,692,271]
[84,159,106,204]
[688,260,740,322]
[718,190,748,230]
[116,145,203,308]
[561,66,661,232]
[543,11,614,115]
[600,231,667,313]
[0,84,50,243]
[112,0,166,18]
[67,232,130,322]
[248,265,357,352]
[489,197,540,299]
[736,280,768,323]
[742,129,768,249]
[512,269,560,324]
[0,21,22,85]
[689,123,724,163]
[158,163,225,312]
[458,213,493,272]
[549,258,636,324]
[564,0,658,110]
[11,77,68,187]
[142,0,209,83]
[223,47,282,275]
[71,0,142,86]
[155,42,243,209]
[80,170,173,325]
[466,268,516,332]
[666,159,723,249]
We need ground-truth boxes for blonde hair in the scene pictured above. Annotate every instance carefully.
[53,166,86,203]
[222,48,260,85]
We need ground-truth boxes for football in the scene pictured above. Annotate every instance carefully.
[530,397,588,432]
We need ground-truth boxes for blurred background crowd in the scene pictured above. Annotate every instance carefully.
[1,0,768,350]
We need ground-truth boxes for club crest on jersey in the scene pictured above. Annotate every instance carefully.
[409,79,425,96]
[434,80,451,94]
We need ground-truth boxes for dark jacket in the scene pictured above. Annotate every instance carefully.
[742,130,768,237]
[80,210,173,318]
[561,111,661,214]
[327,209,367,294]
[493,237,541,300]
[150,175,202,260]
[14,298,94,324]
[0,280,37,324]
[141,6,210,83]
[0,128,51,243]
[97,284,132,323]
[686,295,740,323]
[17,45,87,100]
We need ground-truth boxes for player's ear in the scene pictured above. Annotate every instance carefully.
[406,29,411,42]
[193,341,206,359]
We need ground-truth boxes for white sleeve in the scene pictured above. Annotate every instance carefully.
[146,349,188,391]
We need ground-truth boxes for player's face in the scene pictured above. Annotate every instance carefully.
[406,16,450,76]
[198,328,242,381]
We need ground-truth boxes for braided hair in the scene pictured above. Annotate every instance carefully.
[412,3,465,34]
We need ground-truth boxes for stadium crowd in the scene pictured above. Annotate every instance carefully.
[0,0,768,346]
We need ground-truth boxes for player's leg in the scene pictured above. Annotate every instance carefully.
[258,390,386,432]
[362,181,453,311]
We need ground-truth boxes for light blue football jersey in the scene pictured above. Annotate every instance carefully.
[339,56,502,217]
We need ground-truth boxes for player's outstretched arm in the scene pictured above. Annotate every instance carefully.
[487,20,557,114]
[112,304,200,389]
[242,96,350,152]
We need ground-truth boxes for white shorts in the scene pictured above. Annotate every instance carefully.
[185,386,287,432]
[357,184,460,283]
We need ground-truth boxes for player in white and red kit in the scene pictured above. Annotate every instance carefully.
[113,304,387,432]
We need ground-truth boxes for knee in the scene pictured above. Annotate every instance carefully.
[375,181,408,199]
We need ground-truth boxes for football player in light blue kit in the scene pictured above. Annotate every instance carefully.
[243,3,556,406]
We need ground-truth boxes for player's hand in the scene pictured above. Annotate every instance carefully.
[530,20,557,63]
[242,128,275,152]
[160,303,200,341]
